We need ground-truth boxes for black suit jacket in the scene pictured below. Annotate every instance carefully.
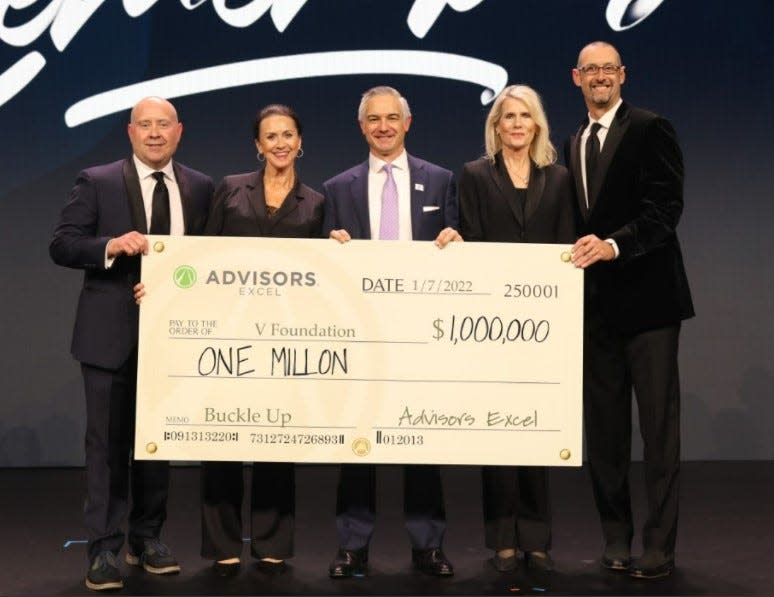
[565,101,694,333]
[205,169,323,238]
[321,153,458,240]
[458,154,575,244]
[50,158,213,369]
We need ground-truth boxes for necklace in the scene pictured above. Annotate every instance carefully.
[511,170,529,187]
[505,157,530,187]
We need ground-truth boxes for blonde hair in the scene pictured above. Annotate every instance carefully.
[484,85,557,167]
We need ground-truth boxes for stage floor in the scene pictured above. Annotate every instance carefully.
[1,462,771,596]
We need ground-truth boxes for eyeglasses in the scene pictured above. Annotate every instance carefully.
[577,64,622,76]
[133,120,175,131]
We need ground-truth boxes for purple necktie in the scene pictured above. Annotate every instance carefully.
[379,163,399,240]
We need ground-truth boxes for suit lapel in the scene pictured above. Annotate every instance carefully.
[244,170,268,235]
[491,153,524,228]
[351,162,371,239]
[122,158,147,233]
[267,182,302,234]
[171,161,192,234]
[524,163,545,224]
[589,102,630,211]
[408,154,428,240]
[570,122,588,220]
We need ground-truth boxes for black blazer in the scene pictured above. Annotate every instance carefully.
[565,101,694,333]
[206,169,323,239]
[458,153,575,244]
[50,158,213,369]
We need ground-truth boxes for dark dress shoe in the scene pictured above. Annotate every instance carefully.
[412,548,454,577]
[329,548,368,578]
[213,560,240,577]
[525,551,554,572]
[491,552,518,572]
[256,558,287,574]
[630,552,674,579]
[601,544,631,571]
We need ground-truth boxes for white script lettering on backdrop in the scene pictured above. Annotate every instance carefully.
[0,0,666,123]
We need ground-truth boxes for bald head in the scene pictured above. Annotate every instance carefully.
[577,41,622,68]
[127,96,183,170]
[130,96,178,123]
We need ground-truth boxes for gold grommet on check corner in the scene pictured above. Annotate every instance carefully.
[559,448,571,460]
[153,241,165,252]
[352,437,371,457]
[146,442,158,454]
[560,251,572,262]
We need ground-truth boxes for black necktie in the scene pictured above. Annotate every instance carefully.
[584,122,602,208]
[150,171,170,234]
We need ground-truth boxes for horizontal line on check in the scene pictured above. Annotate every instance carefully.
[165,424,355,429]
[362,291,491,296]
[374,427,561,432]
[167,375,560,384]
[169,337,427,344]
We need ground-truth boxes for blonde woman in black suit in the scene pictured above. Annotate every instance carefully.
[201,104,323,577]
[458,85,574,573]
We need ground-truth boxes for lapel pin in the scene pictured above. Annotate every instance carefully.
[414,183,424,191]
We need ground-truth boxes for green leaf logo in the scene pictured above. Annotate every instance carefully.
[173,265,197,289]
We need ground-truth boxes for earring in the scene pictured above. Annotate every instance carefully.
[256,152,265,162]
[297,147,304,158]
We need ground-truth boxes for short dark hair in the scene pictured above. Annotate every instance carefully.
[253,104,303,139]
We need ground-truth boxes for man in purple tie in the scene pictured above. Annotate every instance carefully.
[322,86,461,578]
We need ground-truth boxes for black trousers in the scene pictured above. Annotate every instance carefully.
[335,463,446,551]
[201,461,294,560]
[584,309,681,556]
[81,354,169,562]
[481,465,551,552]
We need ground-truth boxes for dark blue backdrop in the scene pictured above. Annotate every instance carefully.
[1,0,772,465]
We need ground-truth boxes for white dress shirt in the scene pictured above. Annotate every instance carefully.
[580,98,623,258]
[580,98,622,203]
[132,154,185,236]
[105,156,185,267]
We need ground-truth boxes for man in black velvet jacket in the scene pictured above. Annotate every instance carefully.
[566,42,694,580]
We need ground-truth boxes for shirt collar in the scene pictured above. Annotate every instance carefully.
[369,150,408,174]
[588,98,623,129]
[133,154,175,181]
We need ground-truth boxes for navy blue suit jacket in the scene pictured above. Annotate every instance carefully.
[50,157,213,369]
[322,153,458,240]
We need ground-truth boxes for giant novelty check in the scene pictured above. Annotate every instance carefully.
[135,236,583,466]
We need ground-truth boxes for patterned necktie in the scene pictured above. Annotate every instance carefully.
[584,122,602,209]
[150,171,170,234]
[379,163,399,240]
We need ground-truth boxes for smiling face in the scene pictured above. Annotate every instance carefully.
[255,114,301,172]
[127,97,182,170]
[572,43,626,117]
[359,94,411,162]
[496,97,536,155]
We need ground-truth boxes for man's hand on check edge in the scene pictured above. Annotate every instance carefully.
[434,227,463,248]
[134,282,145,305]
[329,229,351,243]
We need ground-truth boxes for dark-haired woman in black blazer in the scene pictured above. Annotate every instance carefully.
[201,104,323,577]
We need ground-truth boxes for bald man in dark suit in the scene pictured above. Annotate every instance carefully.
[50,97,212,591]
[566,42,694,580]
